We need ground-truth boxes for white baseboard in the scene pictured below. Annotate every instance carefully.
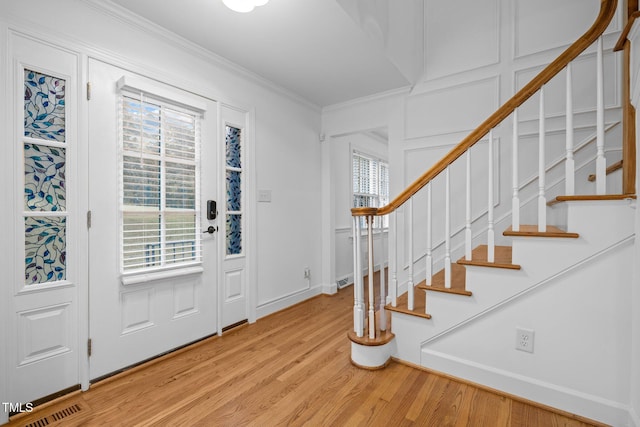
[322,282,338,295]
[421,348,631,426]
[256,285,322,319]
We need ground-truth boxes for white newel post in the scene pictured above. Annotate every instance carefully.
[367,216,375,339]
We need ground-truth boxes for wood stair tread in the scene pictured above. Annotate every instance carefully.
[503,225,579,238]
[385,291,432,319]
[416,263,471,296]
[457,245,521,270]
[547,193,636,206]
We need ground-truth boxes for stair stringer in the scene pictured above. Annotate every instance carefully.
[419,236,634,426]
[391,200,636,367]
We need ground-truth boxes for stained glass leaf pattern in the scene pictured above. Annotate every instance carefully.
[24,143,66,211]
[226,171,241,212]
[226,126,241,168]
[24,70,66,142]
[226,214,242,255]
[25,217,66,284]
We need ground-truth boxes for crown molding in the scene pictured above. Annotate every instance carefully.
[82,0,321,112]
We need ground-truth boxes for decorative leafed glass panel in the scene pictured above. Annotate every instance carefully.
[226,170,241,212]
[25,216,66,284]
[226,126,241,168]
[24,143,66,211]
[23,69,68,286]
[120,92,201,272]
[24,70,66,142]
[225,125,242,256]
[226,214,242,255]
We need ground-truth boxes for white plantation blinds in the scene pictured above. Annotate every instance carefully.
[120,92,201,272]
[352,151,389,227]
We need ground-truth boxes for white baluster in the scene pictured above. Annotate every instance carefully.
[353,217,364,337]
[596,35,606,194]
[378,215,386,331]
[565,62,575,195]
[426,182,433,287]
[465,150,472,261]
[512,109,520,232]
[445,167,452,289]
[408,198,414,310]
[487,130,495,262]
[538,86,547,232]
[367,216,375,339]
[425,182,432,314]
[391,210,397,307]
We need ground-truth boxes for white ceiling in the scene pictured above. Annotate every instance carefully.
[108,0,410,107]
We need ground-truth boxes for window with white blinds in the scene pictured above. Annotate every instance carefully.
[119,92,201,273]
[352,150,389,228]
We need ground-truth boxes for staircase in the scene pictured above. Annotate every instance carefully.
[348,0,638,424]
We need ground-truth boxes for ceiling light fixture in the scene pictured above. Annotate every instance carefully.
[223,0,269,13]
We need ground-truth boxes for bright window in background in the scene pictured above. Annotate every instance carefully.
[119,92,201,272]
[352,150,389,228]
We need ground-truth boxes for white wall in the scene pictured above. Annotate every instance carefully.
[0,0,322,334]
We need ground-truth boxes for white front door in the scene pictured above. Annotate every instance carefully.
[87,59,218,380]
[4,33,82,410]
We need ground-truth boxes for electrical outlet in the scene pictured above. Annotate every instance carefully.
[304,267,310,279]
[516,328,534,353]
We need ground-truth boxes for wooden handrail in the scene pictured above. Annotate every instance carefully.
[352,0,618,218]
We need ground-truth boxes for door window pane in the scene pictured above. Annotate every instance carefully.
[24,70,66,142]
[25,216,66,284]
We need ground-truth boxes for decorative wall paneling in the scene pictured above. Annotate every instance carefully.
[424,0,500,81]
[514,51,620,121]
[513,0,621,59]
[405,77,500,139]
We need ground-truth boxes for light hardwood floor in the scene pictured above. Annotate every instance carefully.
[8,286,604,426]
